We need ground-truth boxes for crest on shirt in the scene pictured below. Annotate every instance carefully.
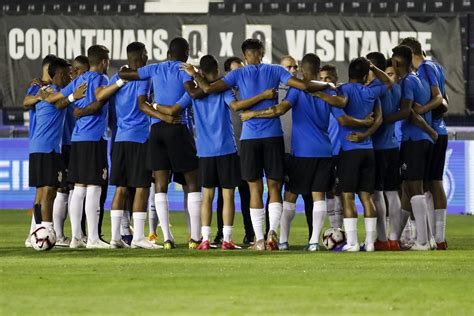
[58,171,63,183]
[102,168,108,180]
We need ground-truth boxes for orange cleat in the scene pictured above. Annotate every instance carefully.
[221,240,241,250]
[388,239,401,251]
[374,239,391,251]
[436,241,448,250]
[197,240,210,250]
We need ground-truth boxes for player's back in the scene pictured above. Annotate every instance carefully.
[25,84,41,140]
[372,79,400,150]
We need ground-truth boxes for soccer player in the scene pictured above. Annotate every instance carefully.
[181,38,332,251]
[240,53,345,251]
[399,37,449,249]
[365,52,402,251]
[280,55,298,75]
[29,58,85,236]
[118,37,202,249]
[383,45,438,251]
[320,64,344,230]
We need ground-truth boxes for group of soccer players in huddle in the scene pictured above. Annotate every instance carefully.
[24,35,448,252]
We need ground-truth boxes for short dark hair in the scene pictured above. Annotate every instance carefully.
[127,42,146,55]
[87,45,109,66]
[74,55,89,67]
[42,54,57,67]
[199,55,218,74]
[392,45,413,68]
[399,37,423,55]
[366,52,387,71]
[169,37,189,60]
[386,58,393,68]
[224,57,243,72]
[241,38,264,54]
[321,64,337,74]
[48,58,71,79]
[348,57,370,80]
[301,53,321,73]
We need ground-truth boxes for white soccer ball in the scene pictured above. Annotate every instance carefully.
[322,227,346,250]
[31,226,56,251]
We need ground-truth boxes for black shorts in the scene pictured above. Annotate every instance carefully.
[338,149,375,193]
[199,153,241,189]
[427,135,448,181]
[400,140,432,181]
[147,122,198,173]
[29,152,62,188]
[374,148,400,191]
[68,139,108,186]
[110,141,152,188]
[329,155,340,192]
[60,145,71,188]
[240,136,285,181]
[287,156,333,194]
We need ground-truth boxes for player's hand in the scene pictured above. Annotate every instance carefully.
[119,65,129,72]
[311,91,323,98]
[29,78,43,87]
[73,82,87,100]
[362,112,375,127]
[73,107,85,118]
[240,111,255,122]
[262,88,278,100]
[430,130,439,142]
[37,89,51,100]
[326,82,337,90]
[180,63,198,76]
[346,132,367,143]
[412,102,424,114]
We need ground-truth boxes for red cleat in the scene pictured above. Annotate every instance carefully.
[197,240,210,250]
[221,240,242,250]
[436,241,448,250]
[388,240,401,251]
[374,239,391,251]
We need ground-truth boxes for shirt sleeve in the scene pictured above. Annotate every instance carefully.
[369,81,388,99]
[331,107,345,119]
[176,93,193,109]
[401,77,415,102]
[26,85,40,96]
[223,89,237,106]
[181,71,192,84]
[109,74,119,85]
[137,64,157,80]
[222,69,238,87]
[137,80,151,97]
[60,79,76,98]
[283,88,299,107]
[423,64,440,87]
[277,66,293,86]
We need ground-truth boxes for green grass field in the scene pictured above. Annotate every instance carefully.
[1,210,473,315]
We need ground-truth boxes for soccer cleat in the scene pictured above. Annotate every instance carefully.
[147,232,158,243]
[410,242,430,251]
[197,240,211,250]
[70,237,87,248]
[278,242,289,251]
[110,239,131,249]
[304,243,320,252]
[266,230,279,251]
[25,236,33,248]
[163,240,176,250]
[342,243,360,252]
[429,236,437,250]
[374,239,391,251]
[121,234,133,246]
[436,241,448,250]
[243,235,254,246]
[362,243,375,252]
[188,239,201,249]
[131,239,162,249]
[55,236,71,247]
[248,239,265,251]
[86,239,111,249]
[213,234,223,246]
[221,241,241,250]
[388,240,401,251]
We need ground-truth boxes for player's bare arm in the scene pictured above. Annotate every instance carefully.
[152,103,183,116]
[347,104,382,142]
[230,88,277,111]
[44,82,87,104]
[138,95,181,124]
[313,91,347,108]
[287,77,334,93]
[180,63,229,94]
[118,67,140,80]
[410,109,438,142]
[95,79,128,102]
[412,86,443,114]
[336,112,375,128]
[54,83,87,110]
[383,98,412,124]
[240,101,291,121]
[73,100,104,118]
[368,61,394,89]
[184,80,206,99]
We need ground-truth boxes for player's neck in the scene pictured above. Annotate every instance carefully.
[90,66,104,74]
[204,72,219,82]
[302,74,318,81]
[413,55,424,70]
[349,78,364,84]
[366,72,376,84]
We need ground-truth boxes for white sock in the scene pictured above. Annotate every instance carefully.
[309,201,327,244]
[85,186,101,243]
[53,192,68,239]
[327,198,337,228]
[223,225,233,243]
[364,217,377,246]
[279,201,296,243]
[187,192,202,241]
[268,202,283,232]
[399,209,410,238]
[110,210,123,241]
[41,221,53,228]
[201,226,211,242]
[121,211,131,236]
[155,193,172,242]
[250,208,265,241]
[29,215,36,234]
[385,191,401,240]
[70,186,86,239]
[132,212,147,242]
[435,209,447,243]
[148,184,158,234]
[184,192,191,235]
[373,191,387,241]
[424,191,435,239]
[410,195,429,245]
[343,218,358,246]
[334,196,344,228]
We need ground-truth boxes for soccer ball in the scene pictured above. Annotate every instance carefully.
[322,228,346,250]
[31,226,56,251]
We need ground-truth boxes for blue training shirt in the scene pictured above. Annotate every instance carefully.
[29,85,66,154]
[109,73,151,143]
[222,64,293,140]
[177,90,237,157]
[328,114,341,156]
[284,87,334,158]
[421,60,448,136]
[61,71,109,142]
[371,79,400,150]
[400,73,432,143]
[137,61,192,125]
[26,84,41,141]
[62,106,75,146]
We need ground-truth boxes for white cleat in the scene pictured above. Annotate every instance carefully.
[342,243,360,252]
[56,236,71,247]
[410,242,430,251]
[131,239,163,249]
[70,237,87,248]
[110,239,131,249]
[429,237,437,250]
[363,243,375,252]
[86,239,110,249]
[25,237,33,248]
